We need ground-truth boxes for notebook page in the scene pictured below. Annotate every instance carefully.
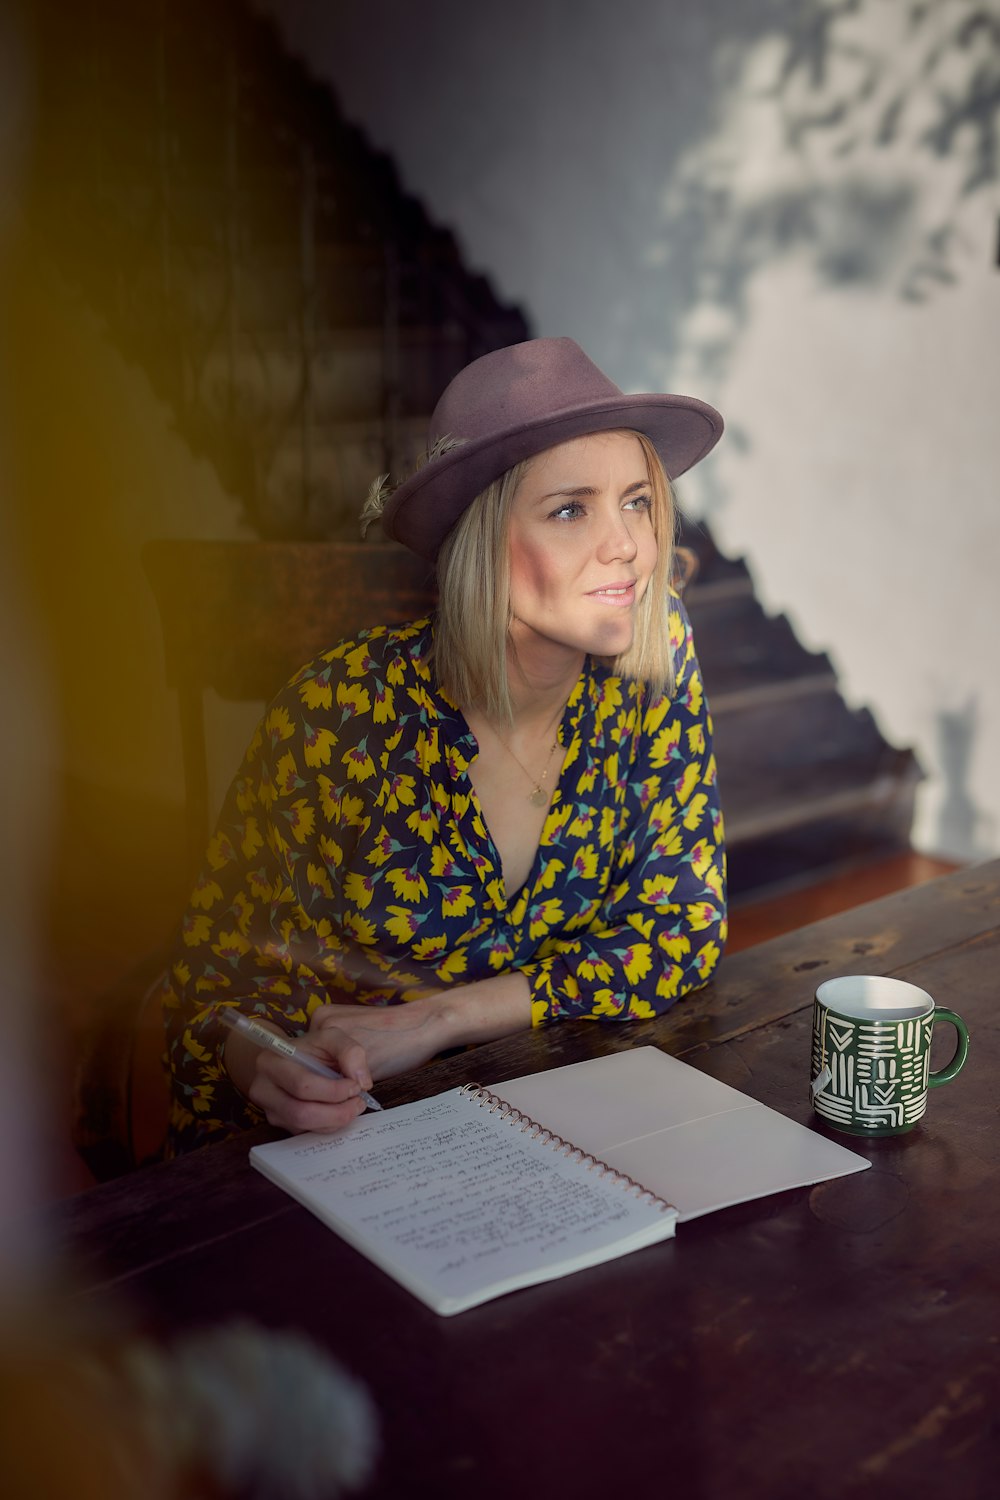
[251,1088,677,1315]
[493,1048,869,1220]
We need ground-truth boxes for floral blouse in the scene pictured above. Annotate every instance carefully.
[163,601,727,1153]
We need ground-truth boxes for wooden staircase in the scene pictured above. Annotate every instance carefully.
[25,0,921,909]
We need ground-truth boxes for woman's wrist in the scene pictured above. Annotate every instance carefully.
[425,972,532,1050]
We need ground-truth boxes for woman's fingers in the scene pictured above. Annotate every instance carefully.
[247,1038,370,1134]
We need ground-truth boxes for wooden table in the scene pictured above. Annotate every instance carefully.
[55,862,1000,1498]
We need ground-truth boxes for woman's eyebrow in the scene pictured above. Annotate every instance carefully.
[536,478,651,503]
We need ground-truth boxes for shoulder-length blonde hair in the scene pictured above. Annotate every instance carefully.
[432,430,677,723]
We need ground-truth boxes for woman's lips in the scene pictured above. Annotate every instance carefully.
[587,581,637,607]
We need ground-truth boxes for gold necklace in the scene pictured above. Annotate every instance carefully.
[495,731,561,806]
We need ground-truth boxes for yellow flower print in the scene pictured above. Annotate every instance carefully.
[247,867,273,900]
[343,742,376,782]
[703,862,724,900]
[676,762,700,806]
[386,865,429,902]
[430,844,458,878]
[570,846,598,880]
[406,682,436,714]
[622,943,653,985]
[206,829,237,871]
[686,723,706,755]
[682,672,704,718]
[650,719,681,768]
[239,818,263,861]
[384,905,423,945]
[627,996,657,1019]
[318,833,342,871]
[372,682,395,724]
[576,761,598,793]
[380,772,416,814]
[592,988,625,1018]
[365,829,398,868]
[639,873,679,905]
[385,653,406,686]
[299,677,333,712]
[441,885,475,918]
[488,936,516,970]
[659,931,692,962]
[528,897,564,941]
[642,696,671,734]
[656,966,685,1000]
[213,928,250,962]
[531,995,550,1026]
[232,891,253,936]
[303,726,338,769]
[595,678,623,721]
[412,933,449,963]
[436,949,468,983]
[688,838,714,877]
[287,799,315,843]
[307,862,334,900]
[343,910,377,946]
[182,913,213,947]
[686,901,718,932]
[265,704,295,743]
[682,791,709,831]
[337,681,371,717]
[693,939,722,977]
[625,912,655,940]
[275,751,301,796]
[343,870,376,909]
[567,806,596,838]
[190,876,223,911]
[575,954,614,990]
[537,857,567,891]
[406,805,436,843]
[414,728,441,771]
[654,826,684,857]
[598,807,617,847]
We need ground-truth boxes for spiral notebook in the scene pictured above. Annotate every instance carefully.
[250,1047,869,1316]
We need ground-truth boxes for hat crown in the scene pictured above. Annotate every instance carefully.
[431,337,623,446]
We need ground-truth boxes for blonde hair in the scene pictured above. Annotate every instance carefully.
[432,430,677,723]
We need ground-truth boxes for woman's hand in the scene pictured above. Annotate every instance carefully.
[224,1021,375,1136]
[310,974,533,1079]
[307,996,453,1081]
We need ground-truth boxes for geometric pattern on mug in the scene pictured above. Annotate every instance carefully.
[812,1008,934,1130]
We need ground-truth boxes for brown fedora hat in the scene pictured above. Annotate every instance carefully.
[379,337,724,561]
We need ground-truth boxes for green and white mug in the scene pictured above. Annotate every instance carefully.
[811,975,969,1136]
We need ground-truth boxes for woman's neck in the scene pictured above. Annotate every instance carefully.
[503,639,586,731]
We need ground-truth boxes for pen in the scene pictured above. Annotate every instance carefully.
[218,1009,383,1112]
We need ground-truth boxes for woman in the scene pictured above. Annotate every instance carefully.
[164,338,727,1154]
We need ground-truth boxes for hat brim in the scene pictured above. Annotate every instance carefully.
[381,393,723,562]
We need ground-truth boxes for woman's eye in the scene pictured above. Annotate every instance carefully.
[624,493,652,513]
[550,500,586,521]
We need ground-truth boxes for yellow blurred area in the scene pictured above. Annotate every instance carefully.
[3,217,245,1186]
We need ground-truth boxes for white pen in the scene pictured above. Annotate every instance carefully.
[218,1009,382,1112]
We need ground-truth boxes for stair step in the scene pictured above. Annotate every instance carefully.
[687,586,833,700]
[194,330,469,423]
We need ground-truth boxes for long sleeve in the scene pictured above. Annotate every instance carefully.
[522,600,726,1023]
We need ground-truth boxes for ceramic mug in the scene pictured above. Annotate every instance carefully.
[810,975,969,1136]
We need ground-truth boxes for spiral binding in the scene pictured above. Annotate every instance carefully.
[458,1083,676,1214]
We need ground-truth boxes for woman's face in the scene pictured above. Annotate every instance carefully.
[507,430,657,669]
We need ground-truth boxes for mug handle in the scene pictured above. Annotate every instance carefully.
[927,1007,970,1088]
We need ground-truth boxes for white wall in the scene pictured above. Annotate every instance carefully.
[259,0,1000,861]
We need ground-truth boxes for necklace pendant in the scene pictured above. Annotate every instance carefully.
[528,785,548,807]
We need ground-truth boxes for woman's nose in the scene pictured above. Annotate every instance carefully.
[597,512,639,563]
